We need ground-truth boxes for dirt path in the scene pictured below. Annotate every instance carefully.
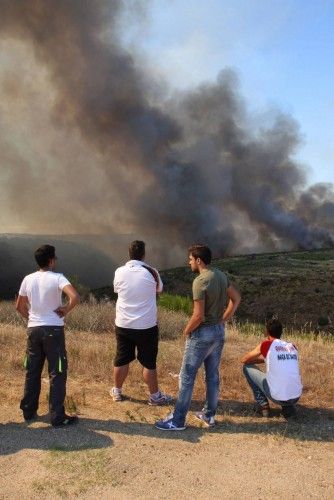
[1,402,333,499]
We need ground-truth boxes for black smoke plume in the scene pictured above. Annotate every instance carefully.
[0,0,333,271]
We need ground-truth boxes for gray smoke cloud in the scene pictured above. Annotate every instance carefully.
[0,234,117,298]
[0,0,333,269]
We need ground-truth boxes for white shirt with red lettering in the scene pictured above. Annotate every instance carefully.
[114,260,163,329]
[260,338,303,401]
[19,271,70,327]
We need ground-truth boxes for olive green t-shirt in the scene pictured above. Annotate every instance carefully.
[192,267,230,326]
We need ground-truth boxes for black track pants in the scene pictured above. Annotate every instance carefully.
[20,326,67,424]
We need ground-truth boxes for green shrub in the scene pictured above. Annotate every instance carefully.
[158,293,192,316]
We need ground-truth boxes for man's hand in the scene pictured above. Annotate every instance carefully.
[54,306,68,318]
[56,285,80,318]
[183,299,204,337]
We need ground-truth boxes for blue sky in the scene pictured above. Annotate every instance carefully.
[123,0,334,186]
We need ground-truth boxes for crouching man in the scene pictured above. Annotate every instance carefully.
[241,319,303,418]
[16,245,80,427]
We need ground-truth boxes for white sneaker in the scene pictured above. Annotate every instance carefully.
[195,411,216,427]
[148,391,173,406]
[110,387,123,402]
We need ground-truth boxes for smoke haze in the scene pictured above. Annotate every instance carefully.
[0,234,118,299]
[0,0,333,271]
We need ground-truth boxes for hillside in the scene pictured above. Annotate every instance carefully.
[160,248,334,331]
[0,234,117,299]
[89,248,334,331]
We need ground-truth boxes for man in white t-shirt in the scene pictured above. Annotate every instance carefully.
[241,319,303,419]
[16,245,80,427]
[111,240,172,405]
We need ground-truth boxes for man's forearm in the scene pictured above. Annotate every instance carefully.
[222,286,241,322]
[55,286,80,318]
[18,308,29,320]
[68,294,81,311]
[241,354,264,364]
[56,296,80,317]
[222,299,237,322]
[62,301,76,315]
[15,298,29,320]
[184,314,202,336]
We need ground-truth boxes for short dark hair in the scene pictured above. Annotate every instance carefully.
[266,319,282,338]
[129,240,145,260]
[188,244,212,265]
[34,245,56,268]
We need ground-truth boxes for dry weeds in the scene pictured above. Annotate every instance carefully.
[0,302,333,442]
[1,302,333,498]
[0,300,188,339]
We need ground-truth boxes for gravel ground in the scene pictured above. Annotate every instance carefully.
[1,403,333,499]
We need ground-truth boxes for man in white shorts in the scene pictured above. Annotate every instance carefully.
[16,244,80,427]
[241,319,303,418]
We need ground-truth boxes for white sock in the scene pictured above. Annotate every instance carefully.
[150,390,161,399]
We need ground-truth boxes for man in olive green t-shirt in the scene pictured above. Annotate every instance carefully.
[156,244,240,431]
[192,267,230,326]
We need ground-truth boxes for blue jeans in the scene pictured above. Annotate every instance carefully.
[243,364,300,407]
[173,324,225,427]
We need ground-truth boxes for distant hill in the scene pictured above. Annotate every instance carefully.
[91,247,334,331]
[160,249,334,331]
[3,236,333,332]
[0,234,117,299]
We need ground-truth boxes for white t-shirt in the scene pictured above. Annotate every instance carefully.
[19,271,71,327]
[114,260,163,329]
[261,338,303,401]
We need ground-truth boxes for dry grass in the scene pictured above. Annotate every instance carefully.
[31,448,118,497]
[0,301,333,443]
[0,299,24,327]
[0,300,187,338]
[1,302,333,400]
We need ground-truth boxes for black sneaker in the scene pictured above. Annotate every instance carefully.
[281,405,297,419]
[23,412,38,422]
[51,415,79,428]
[253,404,271,417]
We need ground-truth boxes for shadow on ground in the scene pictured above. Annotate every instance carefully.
[0,415,113,456]
[214,399,334,443]
[89,400,334,444]
[1,399,332,456]
[0,412,204,456]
